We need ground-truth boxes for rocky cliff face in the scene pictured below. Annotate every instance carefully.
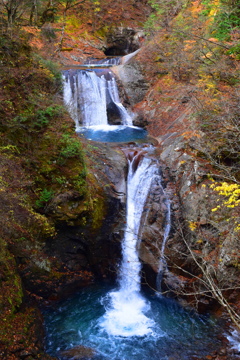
[19,142,127,302]
[116,46,240,320]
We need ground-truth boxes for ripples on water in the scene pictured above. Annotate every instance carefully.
[43,284,222,360]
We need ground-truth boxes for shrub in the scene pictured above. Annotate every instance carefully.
[34,55,63,91]
[195,91,240,181]
[35,105,64,128]
[58,134,85,164]
[35,188,54,208]
[14,105,64,130]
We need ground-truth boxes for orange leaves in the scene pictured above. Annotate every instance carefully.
[182,131,201,139]
[184,39,197,51]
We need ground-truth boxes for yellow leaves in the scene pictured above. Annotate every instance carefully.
[40,66,54,80]
[197,72,218,95]
[210,181,240,231]
[209,0,220,17]
[210,182,240,207]
[204,52,213,58]
[93,0,101,12]
[235,223,240,232]
[211,206,220,212]
[188,221,197,231]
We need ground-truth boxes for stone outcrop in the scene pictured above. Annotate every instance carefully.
[15,142,127,303]
[158,133,240,311]
[113,60,149,106]
[104,27,144,56]
[137,129,240,313]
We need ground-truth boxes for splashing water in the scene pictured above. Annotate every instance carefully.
[99,154,160,337]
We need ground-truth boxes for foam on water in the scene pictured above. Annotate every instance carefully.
[100,290,155,337]
[44,284,223,360]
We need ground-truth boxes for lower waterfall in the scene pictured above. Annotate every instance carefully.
[100,153,159,337]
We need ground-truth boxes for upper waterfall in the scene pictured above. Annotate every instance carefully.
[85,57,121,66]
[62,67,132,129]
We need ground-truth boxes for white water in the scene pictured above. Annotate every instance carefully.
[63,71,108,128]
[107,77,132,126]
[156,194,171,293]
[100,155,159,337]
[63,72,80,127]
[85,57,121,66]
[227,329,240,352]
[121,49,140,64]
[63,69,132,128]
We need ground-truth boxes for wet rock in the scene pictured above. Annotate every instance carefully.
[60,345,96,360]
[113,60,149,105]
[138,174,173,275]
[132,111,149,128]
[163,271,187,292]
[104,27,143,56]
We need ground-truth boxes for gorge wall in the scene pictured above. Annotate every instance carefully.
[114,43,240,319]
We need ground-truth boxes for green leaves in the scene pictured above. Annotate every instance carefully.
[35,188,54,208]
[58,134,85,163]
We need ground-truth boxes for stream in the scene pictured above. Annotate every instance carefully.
[44,59,226,360]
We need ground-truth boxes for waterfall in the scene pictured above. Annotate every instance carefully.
[100,153,159,337]
[85,57,121,66]
[63,70,108,128]
[156,191,171,294]
[107,77,133,126]
[45,56,225,360]
[63,68,132,128]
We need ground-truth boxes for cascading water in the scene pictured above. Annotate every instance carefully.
[63,70,108,128]
[43,57,225,360]
[62,68,132,129]
[100,153,159,337]
[85,57,121,66]
[107,76,132,126]
[156,190,171,294]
